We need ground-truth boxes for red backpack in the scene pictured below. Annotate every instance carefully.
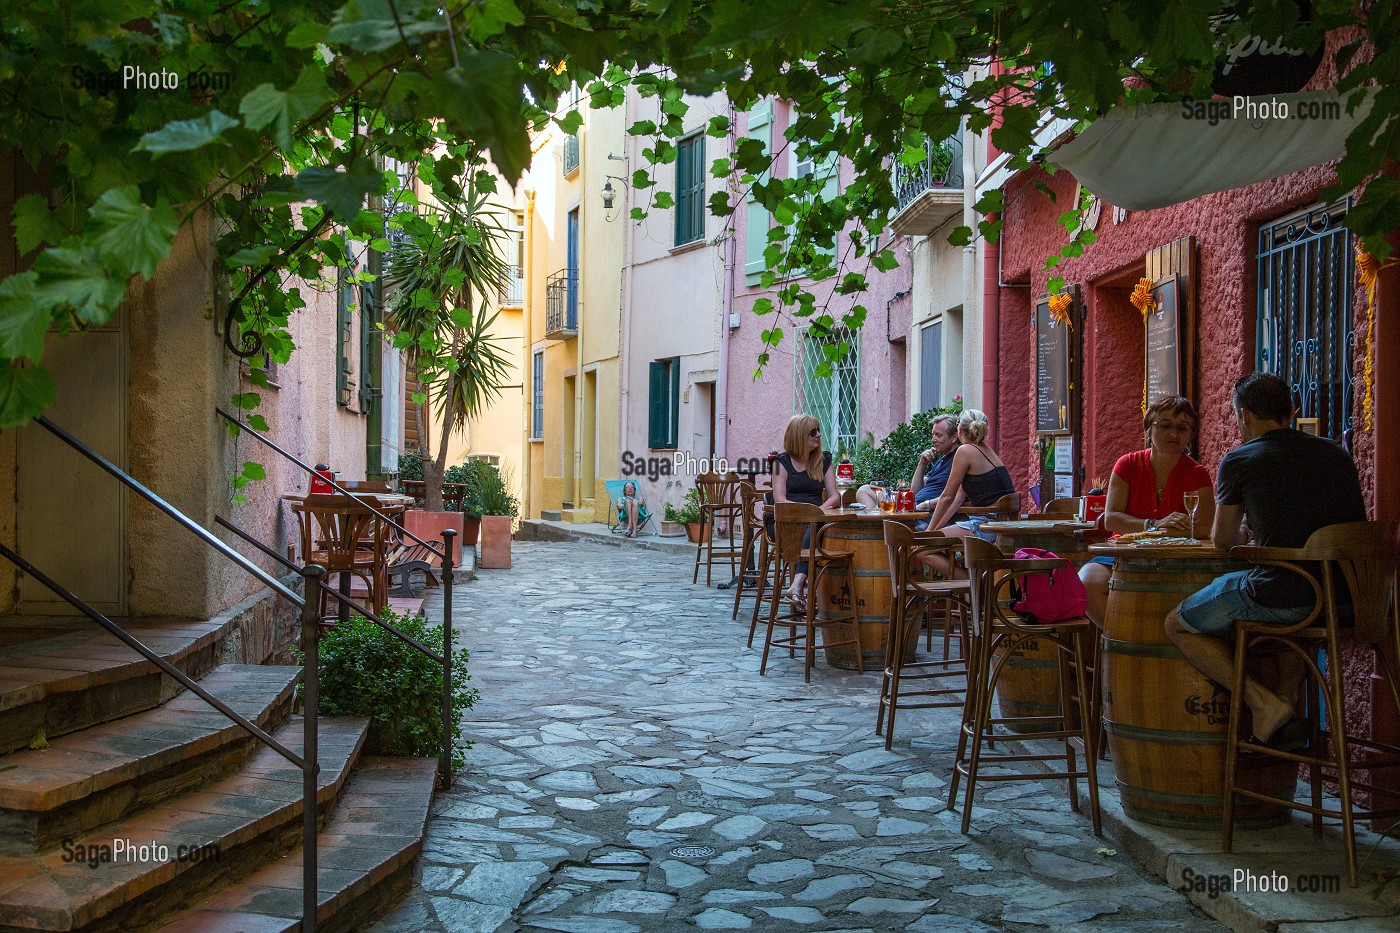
[1010,547,1088,622]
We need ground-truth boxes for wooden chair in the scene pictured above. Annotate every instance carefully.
[878,522,972,749]
[1221,520,1400,887]
[692,472,744,586]
[747,501,778,648]
[399,479,468,511]
[730,482,766,621]
[291,494,393,622]
[949,536,1101,834]
[385,510,448,597]
[760,502,863,682]
[959,492,1022,523]
[1025,496,1084,521]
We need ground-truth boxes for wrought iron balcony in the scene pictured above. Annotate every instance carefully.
[890,133,964,236]
[498,265,524,307]
[545,268,578,339]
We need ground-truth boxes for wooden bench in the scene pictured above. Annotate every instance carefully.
[385,510,448,598]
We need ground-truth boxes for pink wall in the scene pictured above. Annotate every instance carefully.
[726,101,914,464]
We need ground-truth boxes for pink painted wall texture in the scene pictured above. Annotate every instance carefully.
[727,100,914,465]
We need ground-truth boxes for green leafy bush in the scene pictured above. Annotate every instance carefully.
[852,398,964,486]
[296,609,479,769]
[397,453,424,482]
[675,486,703,524]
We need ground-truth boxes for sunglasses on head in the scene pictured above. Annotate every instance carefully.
[808,428,821,437]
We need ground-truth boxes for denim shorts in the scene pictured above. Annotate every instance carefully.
[1176,570,1311,635]
[955,514,997,542]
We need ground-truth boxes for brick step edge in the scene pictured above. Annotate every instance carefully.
[0,717,368,933]
[0,665,302,855]
[152,756,438,933]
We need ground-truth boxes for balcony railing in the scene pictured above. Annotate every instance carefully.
[890,133,964,236]
[545,268,578,339]
[498,265,524,306]
[562,134,580,175]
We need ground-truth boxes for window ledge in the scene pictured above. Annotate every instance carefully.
[669,238,708,256]
[529,436,544,444]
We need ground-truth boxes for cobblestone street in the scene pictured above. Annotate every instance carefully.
[370,539,1223,932]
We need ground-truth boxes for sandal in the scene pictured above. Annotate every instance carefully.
[786,592,807,615]
[1246,716,1311,753]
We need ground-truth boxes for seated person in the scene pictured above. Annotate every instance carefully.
[855,413,961,531]
[922,409,1014,577]
[1079,396,1215,628]
[774,414,840,612]
[1165,373,1366,748]
[616,481,645,538]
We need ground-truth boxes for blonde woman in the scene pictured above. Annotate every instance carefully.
[927,408,1015,541]
[773,414,840,612]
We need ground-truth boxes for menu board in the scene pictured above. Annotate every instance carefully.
[1036,296,1072,432]
[1145,275,1182,403]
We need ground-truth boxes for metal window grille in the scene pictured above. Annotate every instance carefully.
[1256,199,1354,442]
[546,268,578,335]
[562,133,580,175]
[795,327,860,454]
[532,351,544,439]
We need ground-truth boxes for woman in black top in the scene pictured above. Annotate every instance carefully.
[925,409,1015,575]
[773,414,839,612]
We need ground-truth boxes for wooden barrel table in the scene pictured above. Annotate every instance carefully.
[814,509,926,671]
[1093,543,1297,829]
[983,522,1094,732]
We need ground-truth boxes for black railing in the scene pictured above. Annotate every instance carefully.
[892,133,964,216]
[546,267,578,336]
[4,417,325,931]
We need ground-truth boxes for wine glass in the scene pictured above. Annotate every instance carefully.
[1183,491,1201,541]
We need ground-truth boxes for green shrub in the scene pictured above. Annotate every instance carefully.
[852,398,964,486]
[475,462,519,517]
[296,609,479,769]
[397,453,425,482]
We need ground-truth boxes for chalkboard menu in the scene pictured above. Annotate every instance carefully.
[1036,296,1072,433]
[1145,275,1182,403]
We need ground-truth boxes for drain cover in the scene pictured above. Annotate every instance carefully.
[669,845,716,860]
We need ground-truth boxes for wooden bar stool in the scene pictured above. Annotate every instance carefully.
[760,502,863,681]
[747,501,778,648]
[949,536,1102,834]
[730,482,766,621]
[878,522,972,749]
[692,472,743,586]
[1222,520,1400,887]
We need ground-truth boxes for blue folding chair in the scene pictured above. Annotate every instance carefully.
[604,480,657,536]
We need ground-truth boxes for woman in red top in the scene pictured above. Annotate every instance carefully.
[1080,396,1216,628]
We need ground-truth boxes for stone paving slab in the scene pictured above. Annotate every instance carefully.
[368,540,1398,932]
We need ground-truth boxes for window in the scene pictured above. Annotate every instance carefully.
[795,327,860,454]
[531,350,544,439]
[675,133,706,246]
[648,358,681,449]
[467,453,502,467]
[786,118,839,273]
[920,319,942,411]
[561,86,581,175]
[336,266,358,408]
[1256,199,1354,441]
[744,100,772,283]
[500,211,525,306]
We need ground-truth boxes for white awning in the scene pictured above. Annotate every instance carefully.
[1048,89,1376,211]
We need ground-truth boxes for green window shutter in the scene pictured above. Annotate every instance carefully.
[668,358,681,447]
[744,101,772,281]
[675,135,706,245]
[648,361,666,448]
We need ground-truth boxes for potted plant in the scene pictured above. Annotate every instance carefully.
[660,502,686,537]
[676,486,708,544]
[476,463,519,569]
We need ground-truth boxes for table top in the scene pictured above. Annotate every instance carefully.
[983,520,1095,534]
[1089,539,1226,558]
[819,506,928,522]
[282,492,413,509]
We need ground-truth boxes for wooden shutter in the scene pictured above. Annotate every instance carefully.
[648,360,666,448]
[668,357,681,447]
[745,101,772,280]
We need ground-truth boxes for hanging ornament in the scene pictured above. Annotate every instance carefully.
[1048,292,1074,329]
[1130,277,1156,320]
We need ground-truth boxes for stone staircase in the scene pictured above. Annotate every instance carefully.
[0,614,436,932]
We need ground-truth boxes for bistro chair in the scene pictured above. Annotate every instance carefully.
[730,482,766,621]
[747,500,779,648]
[693,472,744,586]
[1026,496,1085,521]
[760,502,863,682]
[1221,520,1400,887]
[291,493,393,623]
[960,492,1022,523]
[949,536,1102,834]
[878,521,972,749]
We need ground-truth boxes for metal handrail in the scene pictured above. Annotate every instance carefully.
[213,408,460,786]
[12,417,324,931]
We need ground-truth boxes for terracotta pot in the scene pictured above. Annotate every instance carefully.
[462,516,480,546]
[684,521,710,544]
[659,521,685,537]
[479,515,513,569]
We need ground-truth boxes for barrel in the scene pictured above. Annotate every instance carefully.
[1101,553,1297,829]
[993,636,1063,733]
[815,521,896,671]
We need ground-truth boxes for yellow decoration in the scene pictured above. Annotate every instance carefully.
[1129,277,1156,320]
[1048,292,1073,329]
[1355,242,1390,433]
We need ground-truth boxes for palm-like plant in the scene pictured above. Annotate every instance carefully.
[384,176,512,513]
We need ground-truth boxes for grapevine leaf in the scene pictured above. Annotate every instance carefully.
[0,362,56,429]
[134,110,240,156]
[89,187,179,279]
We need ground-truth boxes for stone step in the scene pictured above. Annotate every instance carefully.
[152,756,438,933]
[0,664,301,856]
[559,508,595,524]
[0,717,368,933]
[538,510,562,522]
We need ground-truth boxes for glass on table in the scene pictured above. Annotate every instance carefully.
[880,486,897,513]
[1183,491,1201,541]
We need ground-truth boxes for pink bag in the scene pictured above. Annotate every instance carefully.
[1011,547,1088,622]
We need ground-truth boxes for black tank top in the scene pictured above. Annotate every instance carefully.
[961,446,1014,506]
[777,451,830,505]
